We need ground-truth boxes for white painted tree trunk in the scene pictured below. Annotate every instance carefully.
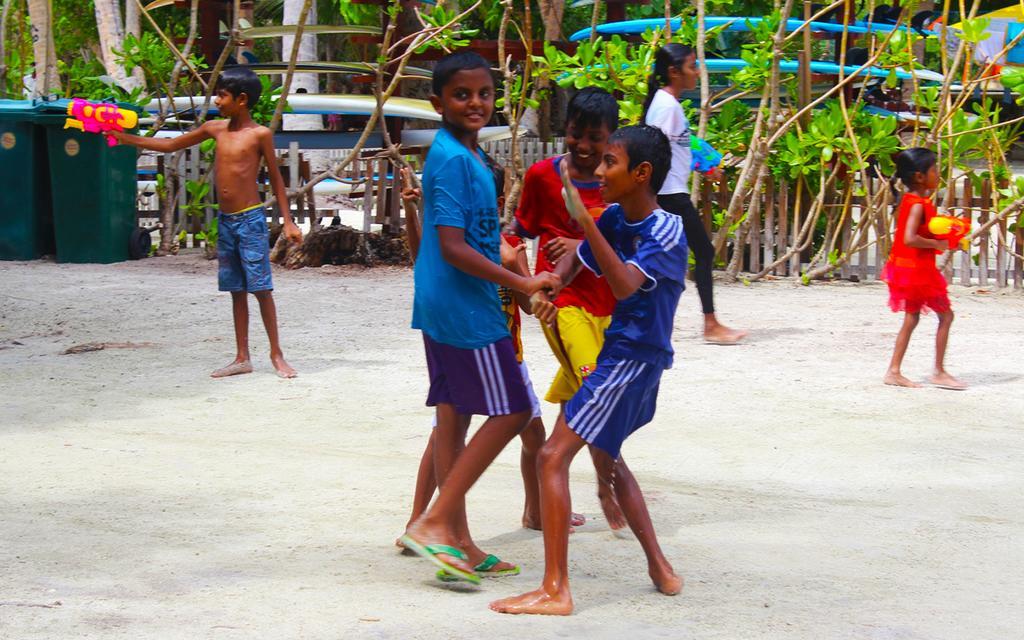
[281,0,321,132]
[124,0,140,39]
[93,0,142,91]
[26,0,58,97]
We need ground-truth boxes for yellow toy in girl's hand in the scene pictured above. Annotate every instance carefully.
[927,215,971,250]
[559,154,590,223]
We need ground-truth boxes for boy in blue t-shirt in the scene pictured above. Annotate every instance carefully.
[491,125,686,616]
[400,52,560,585]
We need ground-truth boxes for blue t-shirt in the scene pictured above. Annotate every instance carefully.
[412,128,508,349]
[577,205,688,369]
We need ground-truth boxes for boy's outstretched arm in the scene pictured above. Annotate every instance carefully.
[437,226,560,295]
[260,129,302,244]
[111,122,213,153]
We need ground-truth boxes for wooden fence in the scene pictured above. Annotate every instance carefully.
[137,140,1024,289]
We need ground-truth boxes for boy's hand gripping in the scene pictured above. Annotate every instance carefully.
[530,290,559,326]
[500,236,526,270]
[400,166,422,206]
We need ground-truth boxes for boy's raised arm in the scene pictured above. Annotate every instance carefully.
[260,129,302,244]
[400,167,422,261]
[111,122,213,153]
[561,171,646,300]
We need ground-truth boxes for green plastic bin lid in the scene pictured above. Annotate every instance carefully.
[0,99,70,122]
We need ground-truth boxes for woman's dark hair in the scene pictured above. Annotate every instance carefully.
[608,125,672,193]
[432,51,492,96]
[641,43,695,119]
[566,86,619,132]
[891,147,937,195]
[216,66,262,105]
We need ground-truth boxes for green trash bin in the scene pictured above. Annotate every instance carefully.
[0,100,55,260]
[38,100,142,264]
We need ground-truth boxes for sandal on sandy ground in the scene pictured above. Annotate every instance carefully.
[436,554,520,582]
[399,535,480,585]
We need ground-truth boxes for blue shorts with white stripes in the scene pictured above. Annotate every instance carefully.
[423,334,531,417]
[564,356,663,459]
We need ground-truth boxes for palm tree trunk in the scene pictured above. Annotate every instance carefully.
[94,0,141,90]
[26,0,59,97]
[1,0,12,97]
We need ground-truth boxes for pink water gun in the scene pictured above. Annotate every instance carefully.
[63,99,138,146]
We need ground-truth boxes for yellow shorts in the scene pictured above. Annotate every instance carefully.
[542,306,611,404]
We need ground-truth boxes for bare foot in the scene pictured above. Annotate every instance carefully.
[929,371,967,390]
[883,371,921,388]
[271,354,297,378]
[522,511,585,531]
[650,562,683,595]
[490,588,574,616]
[211,359,253,378]
[598,486,627,532]
[704,324,748,344]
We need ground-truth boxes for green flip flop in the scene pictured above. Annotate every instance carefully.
[399,535,481,585]
[435,554,520,582]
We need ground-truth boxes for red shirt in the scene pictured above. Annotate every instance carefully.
[890,193,940,268]
[514,156,617,317]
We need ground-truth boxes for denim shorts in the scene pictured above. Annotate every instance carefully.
[218,208,272,292]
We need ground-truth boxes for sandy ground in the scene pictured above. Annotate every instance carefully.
[1,254,1022,640]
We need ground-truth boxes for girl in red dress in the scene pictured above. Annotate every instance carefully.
[882,148,966,390]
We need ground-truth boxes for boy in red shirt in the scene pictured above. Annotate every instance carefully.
[512,87,629,531]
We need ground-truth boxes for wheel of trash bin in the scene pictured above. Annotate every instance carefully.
[129,227,152,260]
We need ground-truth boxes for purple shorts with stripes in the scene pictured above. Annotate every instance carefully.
[423,334,531,416]
[564,356,663,460]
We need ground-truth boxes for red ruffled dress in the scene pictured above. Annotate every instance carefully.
[881,192,951,314]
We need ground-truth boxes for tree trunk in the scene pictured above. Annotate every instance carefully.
[1,0,12,97]
[281,0,324,173]
[529,0,566,139]
[122,0,145,87]
[281,0,322,131]
[94,0,141,91]
[26,0,58,97]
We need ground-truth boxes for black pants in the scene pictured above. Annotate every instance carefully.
[658,192,714,314]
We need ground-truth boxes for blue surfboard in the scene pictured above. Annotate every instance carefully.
[568,17,933,42]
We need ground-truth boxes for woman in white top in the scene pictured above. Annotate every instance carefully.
[643,44,747,344]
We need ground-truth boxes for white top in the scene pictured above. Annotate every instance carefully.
[644,88,692,195]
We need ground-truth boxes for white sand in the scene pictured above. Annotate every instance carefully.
[1,254,1022,639]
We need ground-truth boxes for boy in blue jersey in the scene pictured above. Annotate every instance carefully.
[400,51,560,584]
[491,125,686,615]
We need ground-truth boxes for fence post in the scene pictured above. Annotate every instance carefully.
[857,178,869,282]
[996,200,1008,288]
[841,186,853,280]
[763,176,775,271]
[1014,216,1023,289]
[288,142,301,226]
[362,157,373,233]
[979,180,990,287]
[777,180,789,276]
[959,177,973,285]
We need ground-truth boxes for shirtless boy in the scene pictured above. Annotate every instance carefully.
[113,67,301,378]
